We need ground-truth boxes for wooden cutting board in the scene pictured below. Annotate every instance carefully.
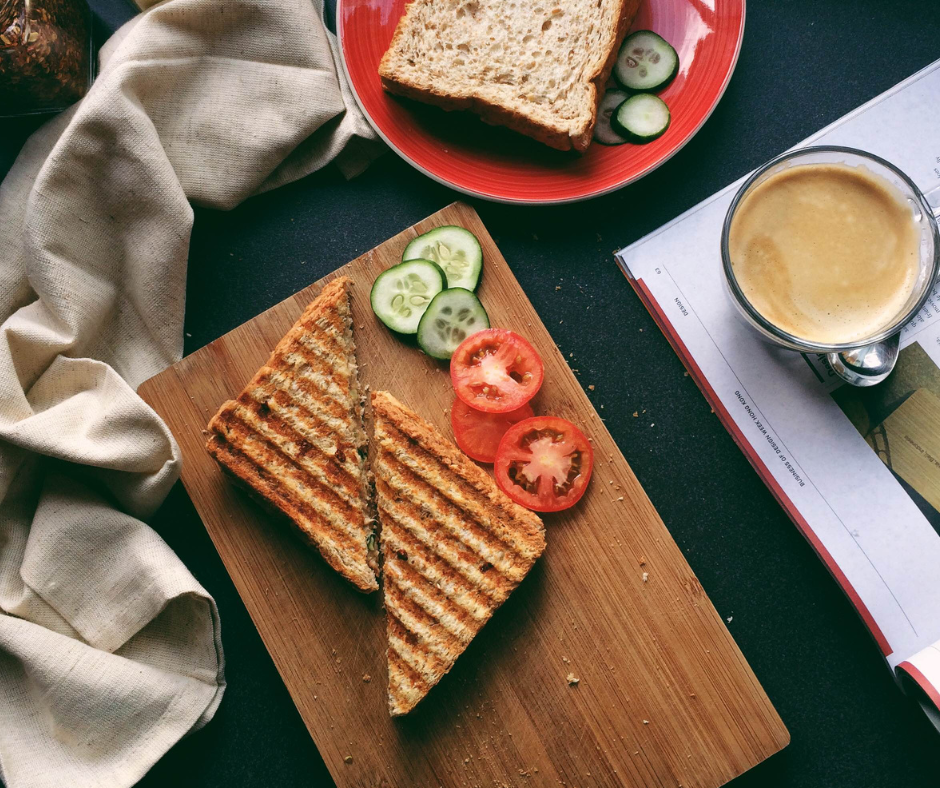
[139,202,788,788]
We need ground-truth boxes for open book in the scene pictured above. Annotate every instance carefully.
[616,60,940,731]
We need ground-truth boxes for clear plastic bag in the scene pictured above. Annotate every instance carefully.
[0,0,92,116]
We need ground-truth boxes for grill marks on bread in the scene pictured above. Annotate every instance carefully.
[206,286,546,709]
[372,390,545,715]
[205,277,377,593]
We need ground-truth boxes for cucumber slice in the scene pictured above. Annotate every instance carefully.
[612,94,671,143]
[593,90,630,145]
[416,288,489,360]
[403,226,483,291]
[614,31,679,92]
[370,259,445,334]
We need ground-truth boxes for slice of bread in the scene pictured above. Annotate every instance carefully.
[378,0,641,151]
[205,278,378,593]
[371,391,546,715]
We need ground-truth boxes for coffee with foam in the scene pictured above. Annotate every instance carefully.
[729,163,920,345]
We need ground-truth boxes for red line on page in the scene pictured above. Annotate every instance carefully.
[630,275,893,657]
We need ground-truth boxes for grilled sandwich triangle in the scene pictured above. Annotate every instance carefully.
[206,277,378,592]
[371,390,546,715]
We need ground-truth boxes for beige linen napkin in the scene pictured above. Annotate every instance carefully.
[0,0,380,786]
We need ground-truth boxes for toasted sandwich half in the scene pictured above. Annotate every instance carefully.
[206,277,378,593]
[371,390,546,715]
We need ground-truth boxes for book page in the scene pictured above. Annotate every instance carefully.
[616,61,940,717]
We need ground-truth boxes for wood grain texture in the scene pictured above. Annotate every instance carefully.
[139,202,788,788]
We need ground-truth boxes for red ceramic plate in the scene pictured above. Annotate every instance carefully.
[338,0,745,204]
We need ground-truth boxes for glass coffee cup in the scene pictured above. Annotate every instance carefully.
[721,146,940,387]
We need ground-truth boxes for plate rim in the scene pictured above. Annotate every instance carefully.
[337,0,747,205]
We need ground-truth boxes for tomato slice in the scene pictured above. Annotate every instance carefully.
[450,397,535,463]
[494,416,593,512]
[450,329,544,414]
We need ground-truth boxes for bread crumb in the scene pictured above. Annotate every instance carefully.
[556,286,562,291]
[726,616,733,623]
[639,556,646,566]
[362,674,371,683]
[566,673,580,686]
[642,720,650,725]
[588,384,595,391]
[632,411,638,418]
[343,755,353,764]
[562,655,570,663]
[642,572,649,583]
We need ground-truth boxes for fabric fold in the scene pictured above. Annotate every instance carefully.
[0,0,380,785]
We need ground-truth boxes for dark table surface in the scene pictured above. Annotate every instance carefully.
[3,0,940,786]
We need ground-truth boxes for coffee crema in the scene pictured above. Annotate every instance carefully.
[729,162,921,345]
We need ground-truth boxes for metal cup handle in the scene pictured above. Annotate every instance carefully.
[827,334,901,387]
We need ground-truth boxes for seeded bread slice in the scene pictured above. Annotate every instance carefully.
[378,0,641,152]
